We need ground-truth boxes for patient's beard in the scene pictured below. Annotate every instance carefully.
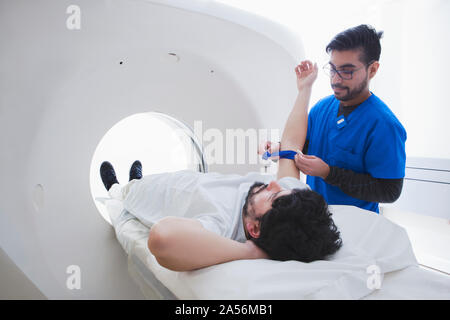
[243,182,265,217]
[242,182,267,239]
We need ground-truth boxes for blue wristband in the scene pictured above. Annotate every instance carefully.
[262,150,297,160]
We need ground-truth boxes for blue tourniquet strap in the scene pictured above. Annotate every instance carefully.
[262,150,297,160]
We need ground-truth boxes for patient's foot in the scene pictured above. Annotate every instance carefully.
[100,161,119,191]
[129,160,143,181]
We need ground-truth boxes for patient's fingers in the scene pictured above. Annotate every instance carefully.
[296,61,311,72]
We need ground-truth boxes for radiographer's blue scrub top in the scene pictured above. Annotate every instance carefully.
[306,93,407,213]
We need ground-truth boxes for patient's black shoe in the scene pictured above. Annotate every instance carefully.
[100,161,119,191]
[129,160,143,181]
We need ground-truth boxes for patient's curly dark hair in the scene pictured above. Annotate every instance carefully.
[252,189,343,262]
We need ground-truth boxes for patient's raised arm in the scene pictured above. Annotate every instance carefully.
[277,61,318,180]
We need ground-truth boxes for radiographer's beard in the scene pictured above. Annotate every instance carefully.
[332,76,368,102]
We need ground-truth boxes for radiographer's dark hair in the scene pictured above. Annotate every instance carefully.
[252,189,342,263]
[326,24,384,66]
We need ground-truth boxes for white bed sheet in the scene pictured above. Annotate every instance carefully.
[101,198,450,300]
[363,265,450,300]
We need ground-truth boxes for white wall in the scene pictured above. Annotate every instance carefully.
[382,0,450,159]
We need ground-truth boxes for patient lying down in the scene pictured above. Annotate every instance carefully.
[100,60,341,272]
[100,160,342,272]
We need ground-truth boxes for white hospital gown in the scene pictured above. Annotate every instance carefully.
[109,170,310,243]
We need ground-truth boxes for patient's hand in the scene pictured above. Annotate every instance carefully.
[245,240,269,260]
[295,60,318,91]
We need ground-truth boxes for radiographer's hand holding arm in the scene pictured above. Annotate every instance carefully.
[294,154,330,179]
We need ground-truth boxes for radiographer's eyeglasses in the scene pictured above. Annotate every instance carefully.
[323,61,375,80]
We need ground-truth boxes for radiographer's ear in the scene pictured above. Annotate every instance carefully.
[368,61,380,79]
[246,221,261,239]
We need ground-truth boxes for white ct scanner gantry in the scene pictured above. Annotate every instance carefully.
[0,0,305,299]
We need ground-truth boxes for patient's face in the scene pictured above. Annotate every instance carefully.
[243,181,291,238]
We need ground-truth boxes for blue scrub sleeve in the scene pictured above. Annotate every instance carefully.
[364,120,406,179]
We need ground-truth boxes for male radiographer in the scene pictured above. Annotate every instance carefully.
[293,25,406,213]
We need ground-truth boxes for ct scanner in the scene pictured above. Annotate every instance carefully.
[1,0,449,300]
[0,0,305,299]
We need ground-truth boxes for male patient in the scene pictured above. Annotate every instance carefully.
[100,60,342,272]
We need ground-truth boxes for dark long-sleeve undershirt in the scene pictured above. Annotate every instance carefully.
[300,102,404,203]
[324,166,403,203]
